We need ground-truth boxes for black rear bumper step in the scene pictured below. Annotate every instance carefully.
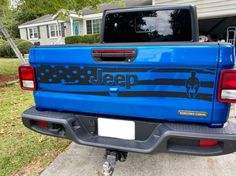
[22,107,236,156]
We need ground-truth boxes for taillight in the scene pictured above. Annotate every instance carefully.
[218,69,236,103]
[199,139,219,147]
[92,49,136,54]
[37,120,49,128]
[18,65,37,90]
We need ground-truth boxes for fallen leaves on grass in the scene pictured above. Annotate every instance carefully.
[0,85,70,176]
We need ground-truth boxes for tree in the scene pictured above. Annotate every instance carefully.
[0,0,16,38]
[0,0,10,18]
[1,0,115,38]
[16,0,115,19]
[14,0,114,37]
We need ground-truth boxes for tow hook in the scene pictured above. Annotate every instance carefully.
[102,149,128,176]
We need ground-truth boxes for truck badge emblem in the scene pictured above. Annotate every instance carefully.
[185,72,200,98]
[178,110,208,117]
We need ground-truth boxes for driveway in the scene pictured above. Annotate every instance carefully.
[41,142,236,176]
[41,108,236,176]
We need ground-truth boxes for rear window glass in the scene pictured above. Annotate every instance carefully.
[103,9,192,43]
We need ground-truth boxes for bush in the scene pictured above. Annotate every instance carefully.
[0,39,33,58]
[0,39,6,45]
[0,40,7,57]
[0,42,15,58]
[15,39,27,45]
[0,44,6,57]
[65,34,100,44]
[17,41,33,54]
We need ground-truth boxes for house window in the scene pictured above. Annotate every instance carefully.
[28,27,38,39]
[93,19,101,34]
[86,19,102,34]
[86,21,92,34]
[48,24,61,38]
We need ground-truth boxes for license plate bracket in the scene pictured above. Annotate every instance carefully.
[98,118,135,140]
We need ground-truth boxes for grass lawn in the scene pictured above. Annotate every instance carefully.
[0,59,70,176]
[0,58,21,85]
[0,58,20,76]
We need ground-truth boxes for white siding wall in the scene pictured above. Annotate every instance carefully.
[79,20,84,35]
[154,0,236,19]
[19,28,27,40]
[39,25,64,45]
[20,25,65,45]
[64,22,72,36]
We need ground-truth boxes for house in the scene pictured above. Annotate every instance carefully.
[18,0,152,45]
[153,0,236,44]
[18,15,66,45]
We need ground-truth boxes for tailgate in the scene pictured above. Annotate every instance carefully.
[31,44,219,125]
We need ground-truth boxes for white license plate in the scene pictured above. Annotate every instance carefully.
[98,118,135,140]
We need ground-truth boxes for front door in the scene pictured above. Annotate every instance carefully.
[73,21,80,36]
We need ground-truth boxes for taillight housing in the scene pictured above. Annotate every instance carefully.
[18,65,37,91]
[218,69,236,103]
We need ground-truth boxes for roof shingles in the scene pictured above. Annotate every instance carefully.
[19,14,55,27]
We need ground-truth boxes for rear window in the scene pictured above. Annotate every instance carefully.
[103,9,192,43]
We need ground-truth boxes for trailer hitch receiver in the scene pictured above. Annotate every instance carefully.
[102,149,128,176]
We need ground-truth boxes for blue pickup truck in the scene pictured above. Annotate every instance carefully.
[19,5,236,169]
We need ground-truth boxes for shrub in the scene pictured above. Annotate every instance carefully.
[0,39,33,58]
[15,39,27,45]
[5,43,16,57]
[0,39,6,45]
[17,41,33,54]
[0,40,7,57]
[65,34,100,44]
[0,44,5,57]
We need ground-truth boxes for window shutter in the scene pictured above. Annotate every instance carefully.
[86,20,92,34]
[46,25,50,38]
[37,26,41,39]
[61,23,65,37]
[26,28,28,40]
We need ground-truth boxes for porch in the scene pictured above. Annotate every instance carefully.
[68,13,103,36]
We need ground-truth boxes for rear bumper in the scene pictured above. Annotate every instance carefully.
[22,107,236,156]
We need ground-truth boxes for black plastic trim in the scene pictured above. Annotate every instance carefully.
[100,5,199,43]
[22,107,236,156]
[92,49,136,63]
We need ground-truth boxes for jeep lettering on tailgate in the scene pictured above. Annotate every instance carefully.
[90,69,138,89]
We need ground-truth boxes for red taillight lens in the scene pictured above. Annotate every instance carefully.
[18,65,36,91]
[199,139,219,147]
[221,72,236,89]
[37,120,49,128]
[218,69,236,103]
[19,67,34,80]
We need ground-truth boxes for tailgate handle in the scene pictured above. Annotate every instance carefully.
[92,49,136,62]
